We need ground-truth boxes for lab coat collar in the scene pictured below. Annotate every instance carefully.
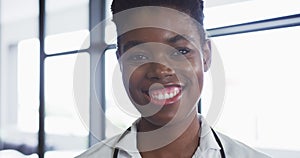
[114,119,140,155]
[198,115,221,151]
[114,114,221,156]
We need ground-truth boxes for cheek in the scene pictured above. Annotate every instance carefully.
[193,61,204,81]
[188,58,204,95]
[122,66,144,94]
[195,66,204,97]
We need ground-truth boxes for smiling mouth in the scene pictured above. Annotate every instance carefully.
[143,85,183,106]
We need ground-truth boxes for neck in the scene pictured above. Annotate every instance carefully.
[137,111,200,157]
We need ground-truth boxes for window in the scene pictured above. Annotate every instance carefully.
[0,0,90,157]
[202,1,300,156]
[45,30,90,54]
[45,0,89,35]
[44,53,90,150]
[212,26,300,151]
[17,38,40,133]
[204,0,300,28]
[42,0,90,156]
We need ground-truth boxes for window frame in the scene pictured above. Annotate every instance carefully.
[37,0,109,157]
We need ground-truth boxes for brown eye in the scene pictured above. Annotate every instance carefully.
[128,54,148,61]
[172,47,191,56]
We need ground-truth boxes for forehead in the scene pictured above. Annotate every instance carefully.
[114,6,201,39]
[128,7,193,27]
[120,28,200,48]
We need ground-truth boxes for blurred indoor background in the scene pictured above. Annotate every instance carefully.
[1,0,300,157]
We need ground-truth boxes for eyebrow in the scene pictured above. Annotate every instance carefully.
[122,40,144,52]
[167,34,196,43]
[122,34,195,52]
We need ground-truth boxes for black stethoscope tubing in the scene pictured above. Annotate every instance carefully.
[113,127,226,158]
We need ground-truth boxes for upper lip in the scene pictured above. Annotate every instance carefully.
[141,82,185,93]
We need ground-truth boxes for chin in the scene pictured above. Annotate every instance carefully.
[144,107,195,128]
[145,113,176,127]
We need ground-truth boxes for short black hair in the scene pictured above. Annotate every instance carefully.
[111,0,205,26]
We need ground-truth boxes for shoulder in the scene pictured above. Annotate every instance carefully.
[216,132,272,158]
[75,135,120,158]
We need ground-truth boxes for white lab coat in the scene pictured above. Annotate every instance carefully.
[76,115,271,158]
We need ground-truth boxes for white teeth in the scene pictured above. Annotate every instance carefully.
[170,92,174,98]
[151,89,180,100]
[175,89,179,95]
[165,93,170,99]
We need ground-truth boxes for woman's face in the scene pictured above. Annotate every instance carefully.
[117,10,211,127]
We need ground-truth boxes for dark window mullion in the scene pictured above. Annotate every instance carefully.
[44,43,116,58]
[207,13,300,37]
[45,49,89,58]
[38,0,46,157]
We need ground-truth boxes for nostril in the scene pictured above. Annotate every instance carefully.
[147,75,160,81]
[146,64,175,81]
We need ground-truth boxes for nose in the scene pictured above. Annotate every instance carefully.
[146,63,175,81]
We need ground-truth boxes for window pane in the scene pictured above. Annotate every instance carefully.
[205,0,300,28]
[44,53,90,155]
[17,38,40,133]
[45,0,90,54]
[45,0,89,35]
[212,26,300,152]
[45,29,90,54]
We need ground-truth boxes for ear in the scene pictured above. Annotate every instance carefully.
[116,49,121,59]
[202,39,212,72]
